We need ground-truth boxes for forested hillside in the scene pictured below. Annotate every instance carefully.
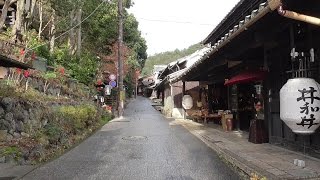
[142,43,203,75]
[0,0,147,85]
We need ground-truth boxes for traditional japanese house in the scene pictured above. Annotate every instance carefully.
[0,0,16,28]
[0,40,33,79]
[155,47,210,118]
[0,0,38,76]
[137,75,155,97]
[172,0,320,158]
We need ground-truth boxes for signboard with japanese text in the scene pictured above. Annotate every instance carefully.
[280,78,320,134]
[109,74,116,81]
[109,80,117,87]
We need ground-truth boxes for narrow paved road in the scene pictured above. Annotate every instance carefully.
[22,97,239,180]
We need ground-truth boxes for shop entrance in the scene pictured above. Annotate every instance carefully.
[237,83,255,131]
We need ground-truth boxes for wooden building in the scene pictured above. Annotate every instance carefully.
[155,48,210,118]
[0,0,16,27]
[172,0,320,158]
[0,40,33,70]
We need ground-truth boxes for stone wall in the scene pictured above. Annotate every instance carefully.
[26,77,90,99]
[0,72,107,164]
[0,95,107,164]
[0,97,77,142]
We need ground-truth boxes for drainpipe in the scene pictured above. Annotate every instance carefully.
[277,3,320,26]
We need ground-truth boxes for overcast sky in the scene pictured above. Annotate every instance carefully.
[128,0,240,56]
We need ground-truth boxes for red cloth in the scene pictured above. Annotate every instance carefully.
[224,70,267,86]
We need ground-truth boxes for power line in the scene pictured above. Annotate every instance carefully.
[136,17,215,26]
[29,0,108,51]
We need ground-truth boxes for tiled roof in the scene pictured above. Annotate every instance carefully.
[171,1,273,83]
[202,0,267,44]
[154,47,211,89]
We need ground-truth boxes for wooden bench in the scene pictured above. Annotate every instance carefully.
[189,109,222,124]
[203,114,222,124]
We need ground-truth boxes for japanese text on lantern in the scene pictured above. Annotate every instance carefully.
[296,87,320,129]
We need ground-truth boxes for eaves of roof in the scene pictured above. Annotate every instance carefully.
[202,0,267,45]
[172,1,275,83]
[0,55,33,70]
[154,76,168,90]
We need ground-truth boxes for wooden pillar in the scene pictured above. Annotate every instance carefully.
[182,81,186,119]
[182,81,186,95]
[208,85,213,113]
[264,44,272,142]
[161,89,165,106]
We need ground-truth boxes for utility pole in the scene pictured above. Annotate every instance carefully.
[118,0,124,117]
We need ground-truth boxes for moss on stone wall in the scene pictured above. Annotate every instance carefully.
[0,96,113,165]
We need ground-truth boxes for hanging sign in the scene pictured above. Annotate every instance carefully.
[109,74,116,81]
[182,95,193,110]
[280,78,320,134]
[109,80,117,87]
[105,85,112,96]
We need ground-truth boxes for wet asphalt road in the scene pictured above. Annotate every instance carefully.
[21,97,240,180]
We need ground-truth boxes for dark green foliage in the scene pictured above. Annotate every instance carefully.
[44,123,62,144]
[124,73,134,98]
[51,46,99,85]
[56,104,98,133]
[142,43,203,75]
[100,111,113,125]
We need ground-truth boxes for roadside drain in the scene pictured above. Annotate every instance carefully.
[122,136,147,141]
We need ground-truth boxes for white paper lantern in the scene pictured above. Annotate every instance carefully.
[182,95,193,110]
[280,78,320,134]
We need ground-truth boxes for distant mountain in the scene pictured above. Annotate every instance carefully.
[142,43,204,76]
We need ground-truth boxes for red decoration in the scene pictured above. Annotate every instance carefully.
[58,67,65,75]
[16,68,22,74]
[31,52,36,60]
[20,49,25,56]
[97,79,102,85]
[23,70,30,78]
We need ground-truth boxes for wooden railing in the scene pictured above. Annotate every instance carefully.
[0,40,36,65]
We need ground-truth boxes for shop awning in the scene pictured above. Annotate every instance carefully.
[224,70,267,86]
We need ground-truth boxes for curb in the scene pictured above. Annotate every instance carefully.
[181,122,281,180]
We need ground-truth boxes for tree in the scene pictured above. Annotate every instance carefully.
[0,0,18,32]
[142,43,203,76]
[0,0,148,85]
[12,0,25,41]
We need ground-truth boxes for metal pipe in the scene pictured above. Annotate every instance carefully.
[278,5,320,27]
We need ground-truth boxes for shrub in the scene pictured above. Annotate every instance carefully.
[56,104,98,134]
[0,146,22,161]
[100,111,113,125]
[44,123,62,144]
[0,81,17,97]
